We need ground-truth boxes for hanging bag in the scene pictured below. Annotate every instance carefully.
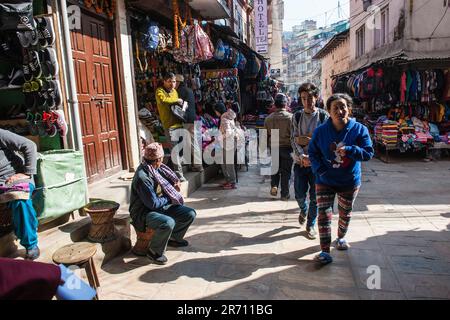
[193,23,214,63]
[140,19,159,52]
[0,1,35,31]
[214,39,225,61]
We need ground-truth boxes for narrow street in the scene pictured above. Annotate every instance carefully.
[95,159,450,300]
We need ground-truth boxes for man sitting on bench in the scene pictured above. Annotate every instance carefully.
[129,143,196,265]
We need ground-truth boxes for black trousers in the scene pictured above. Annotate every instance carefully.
[271,146,293,198]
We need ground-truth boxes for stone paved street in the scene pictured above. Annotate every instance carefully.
[96,159,450,300]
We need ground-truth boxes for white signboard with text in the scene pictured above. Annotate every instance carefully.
[254,0,268,54]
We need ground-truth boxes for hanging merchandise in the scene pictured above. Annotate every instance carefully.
[244,53,261,79]
[193,23,214,63]
[0,1,35,31]
[173,23,214,64]
[197,69,240,109]
[237,52,247,71]
[214,39,226,61]
[140,18,159,52]
[157,26,173,54]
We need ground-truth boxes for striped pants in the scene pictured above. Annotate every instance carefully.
[316,184,360,253]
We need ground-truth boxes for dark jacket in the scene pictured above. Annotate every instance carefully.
[0,128,37,184]
[129,163,172,232]
[177,82,196,123]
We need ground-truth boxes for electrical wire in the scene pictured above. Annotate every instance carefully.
[429,3,449,38]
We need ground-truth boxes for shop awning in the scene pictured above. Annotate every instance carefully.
[188,0,231,20]
[340,37,450,77]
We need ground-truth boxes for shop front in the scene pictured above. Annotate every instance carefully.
[332,57,450,162]
[0,0,90,227]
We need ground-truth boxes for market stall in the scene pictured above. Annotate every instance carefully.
[332,64,450,162]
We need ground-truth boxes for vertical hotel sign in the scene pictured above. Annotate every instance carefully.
[255,0,268,54]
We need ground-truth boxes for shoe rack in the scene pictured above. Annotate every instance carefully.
[0,3,67,152]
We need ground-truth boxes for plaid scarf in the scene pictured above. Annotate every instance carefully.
[145,162,184,206]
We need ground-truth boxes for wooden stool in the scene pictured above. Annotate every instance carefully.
[52,242,100,300]
[132,228,154,256]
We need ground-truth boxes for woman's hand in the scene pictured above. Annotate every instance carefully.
[174,181,181,192]
[6,173,30,185]
[337,146,347,157]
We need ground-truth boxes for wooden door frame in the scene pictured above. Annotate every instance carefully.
[69,3,130,174]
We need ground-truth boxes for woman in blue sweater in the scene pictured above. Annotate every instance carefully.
[308,94,374,265]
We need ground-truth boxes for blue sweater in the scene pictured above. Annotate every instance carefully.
[308,118,374,188]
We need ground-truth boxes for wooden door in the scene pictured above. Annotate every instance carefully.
[71,11,122,183]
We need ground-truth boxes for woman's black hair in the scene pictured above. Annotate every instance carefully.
[326,93,353,111]
[162,72,176,81]
[213,102,227,115]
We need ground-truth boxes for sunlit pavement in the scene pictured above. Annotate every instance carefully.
[97,158,450,300]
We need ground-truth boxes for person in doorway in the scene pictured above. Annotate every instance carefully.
[129,143,196,265]
[264,93,293,201]
[291,83,329,239]
[155,72,186,181]
[308,93,374,265]
[0,129,39,260]
[175,74,203,173]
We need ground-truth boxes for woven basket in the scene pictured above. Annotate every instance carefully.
[83,200,119,243]
[132,229,155,256]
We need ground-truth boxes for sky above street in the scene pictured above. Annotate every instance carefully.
[283,0,350,32]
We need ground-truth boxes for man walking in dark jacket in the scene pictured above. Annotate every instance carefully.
[264,93,293,201]
[176,74,204,172]
[0,129,39,260]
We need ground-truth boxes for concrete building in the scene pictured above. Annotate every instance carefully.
[267,0,284,79]
[313,29,350,102]
[350,0,450,70]
[283,19,349,97]
[221,0,255,49]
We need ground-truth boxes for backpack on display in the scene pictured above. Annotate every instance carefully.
[231,50,240,68]
[223,43,231,61]
[214,39,225,61]
[237,53,247,71]
[0,1,35,31]
[141,19,159,52]
[245,54,260,79]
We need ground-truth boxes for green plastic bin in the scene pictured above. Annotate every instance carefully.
[33,150,88,224]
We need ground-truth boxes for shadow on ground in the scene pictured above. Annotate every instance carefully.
[101,213,450,299]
